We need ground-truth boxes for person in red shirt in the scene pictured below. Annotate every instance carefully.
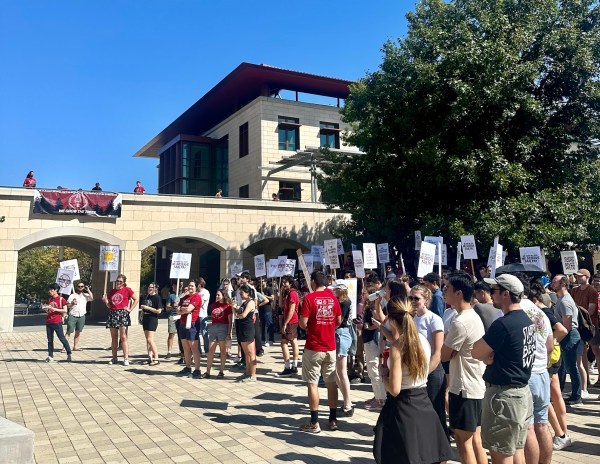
[133,181,145,194]
[23,170,37,188]
[278,275,300,376]
[175,280,202,378]
[102,274,139,366]
[203,290,233,378]
[298,270,342,433]
[44,283,72,362]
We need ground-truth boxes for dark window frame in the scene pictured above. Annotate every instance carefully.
[278,116,300,151]
[319,121,340,149]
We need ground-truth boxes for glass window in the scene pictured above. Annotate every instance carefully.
[239,184,249,198]
[239,122,249,158]
[278,116,300,151]
[278,181,301,201]
[319,121,340,149]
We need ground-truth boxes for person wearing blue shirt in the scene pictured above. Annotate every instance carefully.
[423,272,445,318]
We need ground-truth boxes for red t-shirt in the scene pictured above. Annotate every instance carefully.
[285,290,300,324]
[134,186,145,194]
[211,302,232,325]
[23,177,37,188]
[181,293,202,326]
[46,295,66,325]
[300,290,342,352]
[108,286,134,311]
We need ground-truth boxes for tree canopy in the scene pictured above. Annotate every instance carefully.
[319,0,600,260]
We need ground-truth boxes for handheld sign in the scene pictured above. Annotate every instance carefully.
[303,255,314,273]
[363,243,378,269]
[277,256,288,276]
[377,243,390,264]
[285,259,297,276]
[230,261,243,278]
[560,251,578,274]
[267,259,279,279]
[417,241,436,278]
[415,231,422,250]
[99,246,120,271]
[336,239,344,256]
[254,254,266,277]
[170,253,192,279]
[324,239,340,269]
[490,237,503,279]
[60,259,80,281]
[352,250,366,278]
[460,235,478,260]
[55,268,75,294]
[456,242,462,270]
[519,247,546,272]
[337,278,358,320]
[296,249,313,293]
[311,245,323,262]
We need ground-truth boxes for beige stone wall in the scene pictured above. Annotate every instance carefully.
[0,187,348,332]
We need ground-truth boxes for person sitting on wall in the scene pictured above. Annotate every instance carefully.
[23,171,36,188]
[134,181,145,194]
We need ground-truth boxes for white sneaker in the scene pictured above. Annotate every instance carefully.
[553,434,573,450]
[581,390,590,399]
[264,342,270,347]
[45,356,54,362]
[123,359,130,366]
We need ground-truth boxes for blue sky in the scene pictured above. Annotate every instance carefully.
[0,0,412,193]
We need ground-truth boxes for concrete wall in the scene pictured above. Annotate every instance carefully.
[0,187,348,332]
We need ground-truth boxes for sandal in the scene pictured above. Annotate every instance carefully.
[149,360,160,366]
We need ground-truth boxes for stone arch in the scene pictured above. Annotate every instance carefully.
[14,226,126,252]
[138,228,230,252]
[241,235,310,253]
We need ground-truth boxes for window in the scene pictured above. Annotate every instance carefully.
[319,121,340,149]
[278,116,300,151]
[239,122,249,158]
[278,181,301,201]
[239,184,249,198]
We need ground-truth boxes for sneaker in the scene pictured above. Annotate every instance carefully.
[232,356,242,363]
[240,375,257,383]
[340,407,354,417]
[581,390,590,399]
[165,352,172,360]
[217,371,225,378]
[201,372,211,379]
[108,358,117,365]
[349,376,361,385]
[177,367,192,376]
[264,342,270,347]
[566,398,584,408]
[299,422,321,434]
[236,373,249,382]
[328,420,338,431]
[177,357,184,365]
[278,367,294,377]
[45,356,54,363]
[234,362,247,370]
[66,355,72,362]
[123,359,129,366]
[257,351,264,357]
[192,369,202,379]
[291,366,298,375]
[553,434,573,450]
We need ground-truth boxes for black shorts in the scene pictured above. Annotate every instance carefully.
[449,392,482,433]
[142,315,158,331]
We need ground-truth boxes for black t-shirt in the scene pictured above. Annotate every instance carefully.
[143,294,162,318]
[541,306,559,328]
[362,307,378,344]
[261,287,273,311]
[482,309,535,387]
[339,300,351,328]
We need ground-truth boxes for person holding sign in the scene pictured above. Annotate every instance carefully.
[43,283,72,362]
[140,283,162,366]
[102,274,138,366]
[175,280,202,379]
[66,281,93,351]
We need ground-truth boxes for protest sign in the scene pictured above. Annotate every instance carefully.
[417,241,436,277]
[415,231,422,250]
[460,235,478,260]
[230,261,243,278]
[296,250,313,292]
[267,259,279,278]
[352,250,366,278]
[59,259,80,281]
[304,255,314,273]
[456,242,462,270]
[560,251,578,274]
[490,237,503,279]
[55,268,75,294]
[311,245,323,262]
[285,259,296,276]
[99,246,120,272]
[254,254,266,277]
[324,239,340,269]
[337,239,344,256]
[363,243,378,269]
[109,271,118,282]
[170,253,192,279]
[377,243,390,264]
[519,247,546,272]
[338,278,358,320]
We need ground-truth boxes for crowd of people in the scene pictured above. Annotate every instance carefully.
[22,169,144,194]
[41,261,600,464]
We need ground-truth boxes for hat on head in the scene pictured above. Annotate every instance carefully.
[484,274,524,296]
[575,269,591,278]
[330,280,348,290]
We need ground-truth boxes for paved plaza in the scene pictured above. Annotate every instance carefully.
[1,320,599,463]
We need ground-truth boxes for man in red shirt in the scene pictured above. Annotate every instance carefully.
[133,181,145,194]
[299,270,342,433]
[278,275,300,376]
[44,283,72,362]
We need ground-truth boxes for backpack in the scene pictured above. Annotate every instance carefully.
[576,305,596,342]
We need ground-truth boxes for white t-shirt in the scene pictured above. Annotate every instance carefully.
[414,311,444,345]
[67,292,91,317]
[199,288,210,318]
[443,308,486,398]
[521,298,553,374]
[442,307,458,334]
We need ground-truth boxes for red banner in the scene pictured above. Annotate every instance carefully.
[32,189,122,218]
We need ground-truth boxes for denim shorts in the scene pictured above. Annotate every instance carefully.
[335,327,352,357]
[528,372,550,424]
[178,325,198,341]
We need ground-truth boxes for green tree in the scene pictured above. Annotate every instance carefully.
[319,0,600,260]
[140,246,156,287]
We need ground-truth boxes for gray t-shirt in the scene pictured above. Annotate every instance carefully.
[555,293,579,330]
[473,302,500,333]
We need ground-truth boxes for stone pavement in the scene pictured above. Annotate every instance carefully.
[0,322,599,464]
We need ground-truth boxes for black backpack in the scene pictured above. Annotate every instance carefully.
[576,305,596,342]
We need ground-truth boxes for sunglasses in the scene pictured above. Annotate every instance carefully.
[116,280,124,283]
[408,296,422,301]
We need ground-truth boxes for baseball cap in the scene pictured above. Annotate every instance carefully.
[575,269,591,278]
[484,274,524,296]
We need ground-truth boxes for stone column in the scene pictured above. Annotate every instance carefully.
[0,248,18,332]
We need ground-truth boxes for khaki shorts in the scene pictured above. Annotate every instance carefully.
[66,315,85,334]
[167,316,178,334]
[481,385,533,456]
[302,349,336,384]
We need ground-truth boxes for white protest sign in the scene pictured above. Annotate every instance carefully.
[424,236,445,264]
[324,239,340,269]
[400,253,406,275]
[99,246,120,272]
[338,278,358,320]
[561,251,578,274]
[417,241,436,278]
[352,250,366,278]
[377,243,390,264]
[460,235,478,260]
[267,259,279,278]
[285,259,296,276]
[363,243,378,269]
[55,268,75,294]
[59,259,80,281]
[519,247,546,272]
[230,261,243,278]
[312,245,323,262]
[254,254,266,277]
[337,239,344,256]
[303,255,314,273]
[490,237,503,279]
[277,255,289,276]
[415,231,422,250]
[170,253,192,279]
[456,242,462,270]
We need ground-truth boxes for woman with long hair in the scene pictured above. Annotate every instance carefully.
[176,280,202,379]
[203,290,233,378]
[102,274,138,366]
[410,284,448,438]
[374,297,452,464]
[140,282,162,365]
[333,284,354,417]
[23,170,36,188]
[236,285,257,382]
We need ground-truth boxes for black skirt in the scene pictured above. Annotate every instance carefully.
[236,316,255,343]
[374,387,453,464]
